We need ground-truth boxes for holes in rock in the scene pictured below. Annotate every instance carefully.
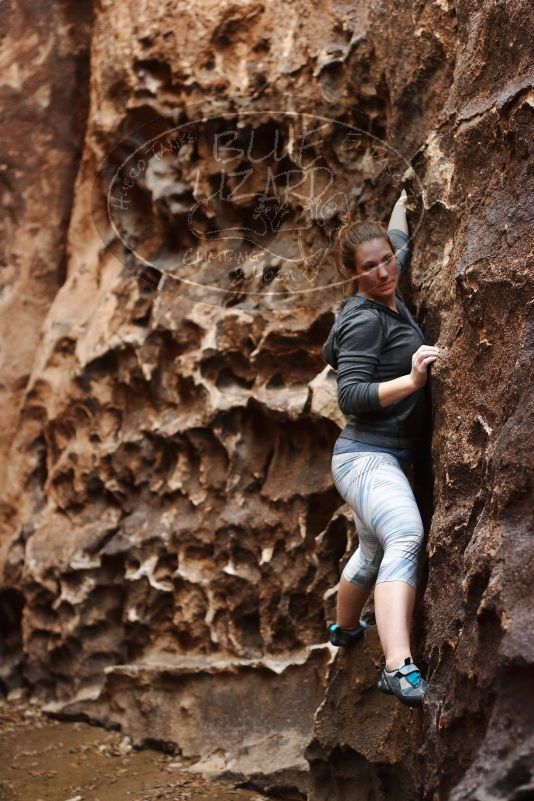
[251,72,268,94]
[154,554,178,582]
[269,617,298,653]
[146,592,174,625]
[494,757,533,798]
[49,466,75,501]
[467,415,494,449]
[201,352,254,388]
[133,310,151,327]
[262,265,280,283]
[133,266,161,296]
[215,368,254,390]
[266,373,285,389]
[233,607,262,651]
[159,195,198,241]
[100,553,127,585]
[229,267,245,287]
[253,346,323,386]
[133,58,172,87]
[171,628,207,653]
[168,374,209,409]
[28,435,48,490]
[317,60,344,101]
[465,566,491,617]
[0,589,24,694]
[477,606,503,671]
[53,336,76,357]
[183,544,214,561]
[252,37,270,54]
[77,351,119,390]
[202,53,216,70]
[48,416,76,462]
[319,516,349,564]
[309,310,336,343]
[125,621,151,662]
[375,762,417,801]
[306,488,344,540]
[267,537,289,568]
[46,641,79,677]
[307,745,376,801]
[117,104,174,148]
[140,737,178,756]
[228,545,259,577]
[288,591,316,621]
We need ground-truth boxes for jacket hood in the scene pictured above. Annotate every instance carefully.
[322,289,414,371]
[322,320,338,369]
[321,296,359,370]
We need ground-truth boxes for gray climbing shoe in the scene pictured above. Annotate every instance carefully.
[328,619,372,647]
[377,657,428,707]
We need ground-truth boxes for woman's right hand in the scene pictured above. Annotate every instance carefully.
[395,188,408,207]
[409,345,440,389]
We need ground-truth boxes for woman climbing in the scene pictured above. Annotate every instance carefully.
[322,189,440,708]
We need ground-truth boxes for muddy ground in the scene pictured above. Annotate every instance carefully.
[0,698,271,801]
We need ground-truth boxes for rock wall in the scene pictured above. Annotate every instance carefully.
[306,2,534,800]
[0,1,532,800]
[0,0,93,484]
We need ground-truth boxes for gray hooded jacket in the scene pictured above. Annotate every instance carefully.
[322,229,429,450]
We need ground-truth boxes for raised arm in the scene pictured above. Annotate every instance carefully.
[387,189,410,277]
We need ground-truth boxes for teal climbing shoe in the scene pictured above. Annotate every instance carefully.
[328,619,372,647]
[377,656,428,707]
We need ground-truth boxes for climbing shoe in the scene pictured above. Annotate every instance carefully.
[328,619,372,647]
[377,657,428,707]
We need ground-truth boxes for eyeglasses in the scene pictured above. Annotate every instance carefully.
[359,253,396,274]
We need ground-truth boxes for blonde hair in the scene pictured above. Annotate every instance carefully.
[335,211,395,295]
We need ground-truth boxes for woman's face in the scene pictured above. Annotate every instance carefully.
[353,237,398,302]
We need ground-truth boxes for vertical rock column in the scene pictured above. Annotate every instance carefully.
[0,0,93,486]
[307,2,534,800]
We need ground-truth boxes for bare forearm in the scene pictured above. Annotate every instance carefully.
[388,190,408,235]
[377,374,418,407]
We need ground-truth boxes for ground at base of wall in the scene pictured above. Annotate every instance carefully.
[0,698,272,801]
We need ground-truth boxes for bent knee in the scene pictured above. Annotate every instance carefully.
[342,546,383,589]
[342,564,377,589]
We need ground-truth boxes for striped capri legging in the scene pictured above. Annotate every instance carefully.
[331,451,425,591]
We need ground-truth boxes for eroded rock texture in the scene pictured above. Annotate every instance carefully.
[306,2,534,801]
[0,0,532,799]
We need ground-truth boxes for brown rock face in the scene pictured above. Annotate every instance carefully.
[0,0,92,483]
[1,1,532,800]
[306,3,534,801]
